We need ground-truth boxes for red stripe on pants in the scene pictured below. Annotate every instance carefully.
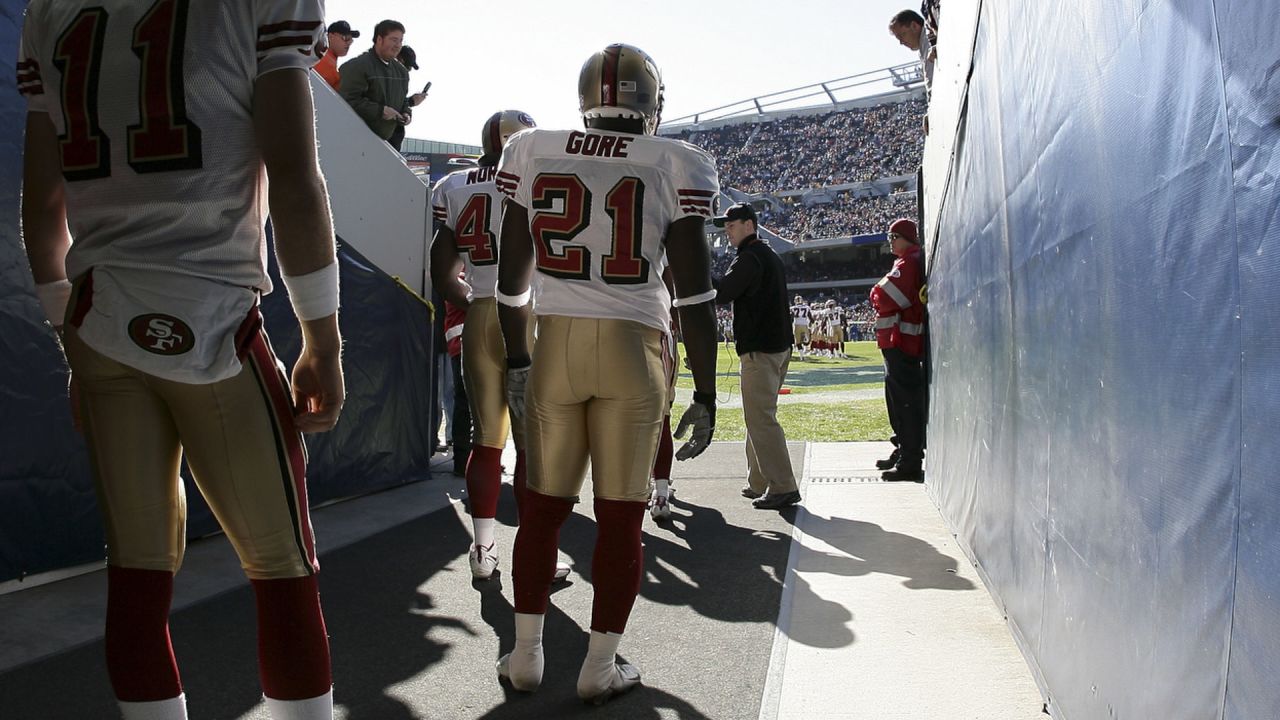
[247,331,318,572]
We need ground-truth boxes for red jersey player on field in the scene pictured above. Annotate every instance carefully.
[493,43,721,703]
[20,0,341,717]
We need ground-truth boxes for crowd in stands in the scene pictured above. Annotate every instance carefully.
[765,192,917,241]
[669,98,926,194]
[786,254,894,283]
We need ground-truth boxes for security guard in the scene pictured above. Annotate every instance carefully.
[871,218,927,481]
[713,203,801,509]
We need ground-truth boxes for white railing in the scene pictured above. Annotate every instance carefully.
[309,73,432,296]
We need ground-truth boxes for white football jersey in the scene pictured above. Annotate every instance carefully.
[431,165,505,300]
[19,0,325,292]
[496,128,719,332]
[791,303,812,325]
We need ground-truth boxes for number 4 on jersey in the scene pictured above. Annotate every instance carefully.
[454,193,498,266]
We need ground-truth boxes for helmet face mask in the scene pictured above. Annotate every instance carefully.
[482,110,536,159]
[578,44,664,135]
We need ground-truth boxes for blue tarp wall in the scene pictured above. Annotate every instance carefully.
[927,1,1279,718]
[0,0,436,583]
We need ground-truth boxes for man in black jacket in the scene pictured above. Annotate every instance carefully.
[713,204,801,510]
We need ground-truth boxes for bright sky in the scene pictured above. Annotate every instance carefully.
[321,0,918,146]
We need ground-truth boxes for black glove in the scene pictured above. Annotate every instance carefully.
[674,391,716,460]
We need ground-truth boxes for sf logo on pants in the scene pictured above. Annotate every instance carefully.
[129,314,195,355]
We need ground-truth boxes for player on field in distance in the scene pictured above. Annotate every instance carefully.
[20,1,341,718]
[791,295,812,358]
[492,43,721,703]
[429,110,570,583]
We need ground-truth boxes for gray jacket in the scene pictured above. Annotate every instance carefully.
[339,49,410,140]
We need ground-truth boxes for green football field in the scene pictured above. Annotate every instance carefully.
[672,340,892,442]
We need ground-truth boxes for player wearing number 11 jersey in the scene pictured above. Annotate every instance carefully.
[20,1,340,718]
[493,43,722,704]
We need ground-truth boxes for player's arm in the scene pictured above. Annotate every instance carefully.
[667,217,717,399]
[496,201,535,365]
[254,67,344,432]
[21,112,72,324]
[429,225,470,309]
[667,216,719,459]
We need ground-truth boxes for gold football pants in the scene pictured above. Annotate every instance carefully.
[524,315,667,502]
[462,297,534,449]
[63,316,318,580]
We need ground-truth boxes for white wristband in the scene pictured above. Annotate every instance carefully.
[495,288,531,307]
[282,262,340,321]
[672,289,717,307]
[35,279,72,325]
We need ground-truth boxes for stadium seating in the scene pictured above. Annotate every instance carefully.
[668,98,925,195]
[765,192,917,242]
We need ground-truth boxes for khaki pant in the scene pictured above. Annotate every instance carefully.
[740,350,797,495]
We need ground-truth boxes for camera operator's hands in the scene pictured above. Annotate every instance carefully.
[674,391,716,460]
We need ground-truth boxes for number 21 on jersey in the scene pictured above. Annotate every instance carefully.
[529,173,649,285]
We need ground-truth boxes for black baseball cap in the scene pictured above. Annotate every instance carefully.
[326,21,360,37]
[399,45,420,70]
[712,202,757,227]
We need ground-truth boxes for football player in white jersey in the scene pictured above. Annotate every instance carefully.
[493,43,721,703]
[20,1,341,718]
[791,295,812,358]
[429,110,569,583]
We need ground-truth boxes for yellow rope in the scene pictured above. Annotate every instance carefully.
[391,276,435,321]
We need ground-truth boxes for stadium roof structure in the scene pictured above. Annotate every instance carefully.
[659,63,926,132]
[400,137,482,156]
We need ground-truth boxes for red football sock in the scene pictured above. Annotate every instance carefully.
[251,575,332,700]
[513,449,529,520]
[590,498,646,635]
[105,566,182,702]
[652,415,673,480]
[512,490,575,615]
[466,445,504,519]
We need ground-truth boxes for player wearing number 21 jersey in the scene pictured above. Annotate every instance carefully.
[493,43,722,704]
[20,1,341,718]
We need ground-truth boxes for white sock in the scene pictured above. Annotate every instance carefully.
[654,479,669,497]
[514,611,544,648]
[578,631,625,695]
[473,517,496,549]
[118,694,188,720]
[505,612,545,689]
[584,629,622,665]
[264,688,333,720]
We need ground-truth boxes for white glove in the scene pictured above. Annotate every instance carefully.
[506,365,531,424]
[674,393,716,460]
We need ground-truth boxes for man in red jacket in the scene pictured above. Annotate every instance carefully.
[870,218,927,482]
